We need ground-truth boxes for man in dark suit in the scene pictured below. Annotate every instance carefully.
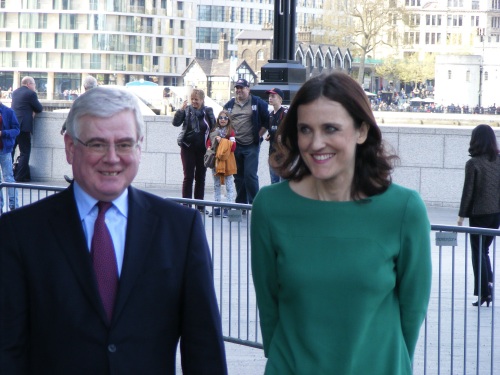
[0,86,227,374]
[11,76,43,182]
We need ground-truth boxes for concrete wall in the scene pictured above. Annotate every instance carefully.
[28,112,500,208]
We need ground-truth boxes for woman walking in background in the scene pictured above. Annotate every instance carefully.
[458,124,500,307]
[173,89,216,213]
[251,72,431,374]
[207,110,236,218]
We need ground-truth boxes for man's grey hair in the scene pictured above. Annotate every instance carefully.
[83,76,98,91]
[21,76,34,86]
[65,86,144,140]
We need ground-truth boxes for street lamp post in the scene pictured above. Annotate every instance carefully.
[477,27,485,108]
[251,0,306,104]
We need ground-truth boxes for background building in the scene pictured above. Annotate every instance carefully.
[0,0,196,98]
[194,0,325,59]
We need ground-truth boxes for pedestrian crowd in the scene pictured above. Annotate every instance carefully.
[172,78,286,217]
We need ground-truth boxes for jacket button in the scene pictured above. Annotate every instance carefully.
[108,344,117,353]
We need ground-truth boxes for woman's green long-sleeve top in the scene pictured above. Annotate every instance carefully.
[251,182,432,375]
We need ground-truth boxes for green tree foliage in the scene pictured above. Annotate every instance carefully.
[376,54,435,88]
[310,0,406,84]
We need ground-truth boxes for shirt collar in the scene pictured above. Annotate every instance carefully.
[73,181,129,220]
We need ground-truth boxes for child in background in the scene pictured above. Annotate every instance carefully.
[207,110,237,217]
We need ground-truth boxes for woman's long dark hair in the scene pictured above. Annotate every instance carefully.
[271,72,398,199]
[468,124,498,161]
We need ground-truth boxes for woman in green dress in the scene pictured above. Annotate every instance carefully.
[251,72,432,374]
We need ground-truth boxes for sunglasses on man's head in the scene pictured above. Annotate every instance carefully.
[219,116,229,120]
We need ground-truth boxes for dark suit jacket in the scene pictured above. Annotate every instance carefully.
[0,186,227,374]
[11,86,43,133]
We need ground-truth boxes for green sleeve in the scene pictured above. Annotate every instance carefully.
[251,190,279,356]
[396,191,432,361]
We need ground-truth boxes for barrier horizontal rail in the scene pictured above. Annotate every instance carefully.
[1,184,498,373]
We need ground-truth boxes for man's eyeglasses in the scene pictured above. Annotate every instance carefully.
[218,116,229,120]
[75,138,139,155]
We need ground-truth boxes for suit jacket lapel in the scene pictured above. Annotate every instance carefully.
[47,186,106,321]
[112,187,158,322]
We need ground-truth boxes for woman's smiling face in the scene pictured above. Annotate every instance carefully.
[296,97,368,187]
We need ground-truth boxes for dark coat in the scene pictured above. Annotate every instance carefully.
[172,105,216,147]
[11,86,43,133]
[458,154,500,217]
[0,185,227,375]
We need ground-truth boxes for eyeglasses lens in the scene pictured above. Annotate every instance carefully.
[219,116,229,120]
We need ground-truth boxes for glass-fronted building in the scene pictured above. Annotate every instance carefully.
[0,0,195,98]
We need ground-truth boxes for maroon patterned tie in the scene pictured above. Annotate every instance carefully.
[91,201,118,322]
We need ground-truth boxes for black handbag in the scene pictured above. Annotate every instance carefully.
[178,107,200,146]
[203,139,219,169]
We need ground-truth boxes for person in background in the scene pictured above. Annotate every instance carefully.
[223,78,268,205]
[0,86,227,374]
[172,88,216,214]
[207,109,236,218]
[0,101,20,214]
[251,72,432,374]
[11,76,43,182]
[265,87,287,184]
[458,124,500,307]
[61,76,98,135]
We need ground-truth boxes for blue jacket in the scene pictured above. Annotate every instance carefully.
[0,103,20,154]
[224,94,269,145]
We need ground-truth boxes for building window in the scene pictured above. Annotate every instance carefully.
[61,53,81,69]
[425,32,441,44]
[55,73,80,98]
[485,71,489,81]
[20,32,35,48]
[257,50,264,60]
[60,14,77,29]
[35,32,42,48]
[53,0,71,10]
[426,15,441,26]
[404,31,420,44]
[448,70,452,79]
[39,13,47,28]
[466,70,470,82]
[56,33,76,49]
[447,15,463,27]
[90,54,101,69]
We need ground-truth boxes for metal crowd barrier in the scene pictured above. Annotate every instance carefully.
[1,183,498,374]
